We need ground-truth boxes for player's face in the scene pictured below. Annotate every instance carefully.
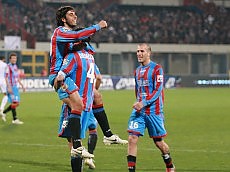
[10,55,17,64]
[63,10,77,29]
[136,45,150,66]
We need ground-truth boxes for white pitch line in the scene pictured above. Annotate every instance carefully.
[0,142,228,154]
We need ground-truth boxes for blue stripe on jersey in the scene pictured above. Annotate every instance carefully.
[135,61,164,115]
[60,50,96,111]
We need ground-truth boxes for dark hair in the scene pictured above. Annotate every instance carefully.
[56,6,75,26]
[0,56,5,60]
[9,52,17,59]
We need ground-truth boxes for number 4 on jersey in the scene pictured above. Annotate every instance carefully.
[87,63,95,83]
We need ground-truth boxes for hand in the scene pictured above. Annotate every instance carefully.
[132,102,144,111]
[98,20,107,29]
[54,75,64,91]
[22,86,26,92]
[7,87,13,94]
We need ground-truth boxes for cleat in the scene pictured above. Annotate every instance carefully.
[12,119,23,124]
[71,146,94,158]
[0,110,6,122]
[166,165,176,172]
[84,157,96,169]
[103,134,128,145]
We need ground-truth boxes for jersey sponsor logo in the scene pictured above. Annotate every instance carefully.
[157,75,163,82]
[79,53,94,60]
[137,79,149,86]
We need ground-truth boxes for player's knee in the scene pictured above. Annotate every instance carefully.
[128,135,138,144]
[93,90,103,105]
[72,101,84,112]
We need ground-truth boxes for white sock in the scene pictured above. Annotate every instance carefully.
[0,95,8,111]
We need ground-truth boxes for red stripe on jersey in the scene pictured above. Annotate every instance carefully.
[73,52,82,89]
[143,67,151,115]
[58,29,96,39]
[9,65,13,86]
[63,57,75,74]
[82,61,89,110]
[137,68,142,102]
[152,65,162,115]
[50,29,57,73]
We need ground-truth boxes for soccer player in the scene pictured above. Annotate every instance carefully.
[57,37,98,172]
[127,43,175,172]
[2,53,25,124]
[0,56,8,121]
[49,5,107,162]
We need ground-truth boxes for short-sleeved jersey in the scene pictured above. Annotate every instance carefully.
[49,24,100,77]
[6,63,20,87]
[60,47,97,111]
[134,61,164,115]
[0,60,8,80]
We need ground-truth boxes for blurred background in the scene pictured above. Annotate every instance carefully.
[0,0,230,89]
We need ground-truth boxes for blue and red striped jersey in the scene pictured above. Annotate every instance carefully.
[49,24,100,75]
[6,63,19,87]
[134,61,164,115]
[60,48,97,111]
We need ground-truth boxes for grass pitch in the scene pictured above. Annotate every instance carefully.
[0,88,229,171]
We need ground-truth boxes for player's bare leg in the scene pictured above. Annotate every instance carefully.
[3,102,23,124]
[154,138,175,172]
[127,135,138,172]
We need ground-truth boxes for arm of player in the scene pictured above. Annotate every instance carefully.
[56,20,107,42]
[141,66,164,107]
[95,74,102,90]
[94,64,102,90]
[18,78,25,92]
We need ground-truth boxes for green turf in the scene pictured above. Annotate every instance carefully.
[0,88,229,171]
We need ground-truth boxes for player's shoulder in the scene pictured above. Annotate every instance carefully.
[150,61,162,69]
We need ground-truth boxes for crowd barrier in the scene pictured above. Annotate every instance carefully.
[20,75,181,92]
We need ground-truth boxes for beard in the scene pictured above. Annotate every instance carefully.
[65,20,77,29]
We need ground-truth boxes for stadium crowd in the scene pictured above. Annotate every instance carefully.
[0,0,230,44]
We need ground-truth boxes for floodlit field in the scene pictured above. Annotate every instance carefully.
[0,88,229,172]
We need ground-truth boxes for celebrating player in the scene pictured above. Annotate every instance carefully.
[56,35,98,171]
[49,5,107,165]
